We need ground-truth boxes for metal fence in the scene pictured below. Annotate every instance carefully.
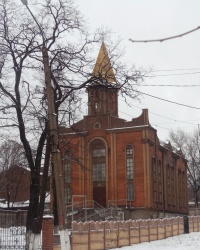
[0,209,41,250]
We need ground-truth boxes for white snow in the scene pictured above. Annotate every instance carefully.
[111,232,200,250]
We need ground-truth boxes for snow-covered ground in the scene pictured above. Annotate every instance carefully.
[112,232,200,250]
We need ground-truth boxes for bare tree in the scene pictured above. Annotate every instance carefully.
[0,140,26,170]
[0,0,145,248]
[169,129,200,208]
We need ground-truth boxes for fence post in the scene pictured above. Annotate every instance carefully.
[42,215,54,250]
[156,220,158,240]
[183,215,189,234]
[171,218,173,236]
[139,221,141,243]
[164,219,166,239]
[193,216,195,232]
[178,217,180,235]
[117,222,119,248]
[88,222,91,250]
[148,220,150,242]
[103,222,106,250]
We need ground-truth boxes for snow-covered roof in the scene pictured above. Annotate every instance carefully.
[0,192,50,208]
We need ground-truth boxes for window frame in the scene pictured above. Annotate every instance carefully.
[91,139,106,184]
[126,145,134,201]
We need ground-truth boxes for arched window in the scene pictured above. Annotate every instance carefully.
[126,145,134,201]
[91,140,106,183]
[167,165,170,205]
[171,167,175,205]
[152,158,163,204]
[152,157,157,202]
[64,152,71,203]
[157,160,163,203]
[178,170,185,207]
[91,139,106,207]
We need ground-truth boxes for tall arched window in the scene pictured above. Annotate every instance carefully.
[152,158,163,203]
[157,160,163,203]
[64,152,71,203]
[166,164,172,205]
[91,139,106,207]
[126,145,134,201]
[178,170,185,207]
[152,157,157,202]
[171,167,175,205]
[91,140,106,184]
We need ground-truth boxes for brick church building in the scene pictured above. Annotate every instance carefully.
[60,42,188,219]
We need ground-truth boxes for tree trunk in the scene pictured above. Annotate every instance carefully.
[26,171,40,249]
[37,135,51,230]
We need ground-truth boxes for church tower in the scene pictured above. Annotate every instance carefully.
[87,42,119,117]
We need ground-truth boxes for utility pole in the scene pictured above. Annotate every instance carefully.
[42,47,70,249]
[21,1,70,249]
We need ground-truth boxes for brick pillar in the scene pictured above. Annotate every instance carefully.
[42,215,54,250]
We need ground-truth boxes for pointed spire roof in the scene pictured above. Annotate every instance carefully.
[92,42,116,83]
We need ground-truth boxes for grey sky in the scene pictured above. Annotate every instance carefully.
[76,0,200,141]
[16,0,200,141]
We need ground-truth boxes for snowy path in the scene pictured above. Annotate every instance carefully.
[111,232,200,250]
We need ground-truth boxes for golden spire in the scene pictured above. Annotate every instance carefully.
[92,42,116,83]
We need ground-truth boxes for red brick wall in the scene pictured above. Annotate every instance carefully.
[42,216,54,250]
[59,108,188,216]
[0,166,30,203]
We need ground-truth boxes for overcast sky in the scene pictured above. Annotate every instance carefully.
[76,0,200,141]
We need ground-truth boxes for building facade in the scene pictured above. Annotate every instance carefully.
[0,165,30,207]
[60,43,188,219]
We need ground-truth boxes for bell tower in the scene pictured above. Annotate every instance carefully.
[88,42,119,117]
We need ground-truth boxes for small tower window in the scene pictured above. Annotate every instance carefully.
[108,91,115,111]
[94,90,101,111]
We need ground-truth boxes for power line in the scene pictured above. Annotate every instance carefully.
[148,111,197,125]
[119,105,198,125]
[119,108,198,134]
[139,84,200,87]
[133,90,200,110]
[119,109,198,132]
[153,67,200,72]
[152,124,171,131]
[129,25,200,43]
[119,105,198,136]
[145,71,200,78]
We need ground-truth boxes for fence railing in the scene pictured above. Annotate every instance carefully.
[0,209,27,249]
[0,209,42,250]
[189,215,200,232]
[71,217,185,250]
